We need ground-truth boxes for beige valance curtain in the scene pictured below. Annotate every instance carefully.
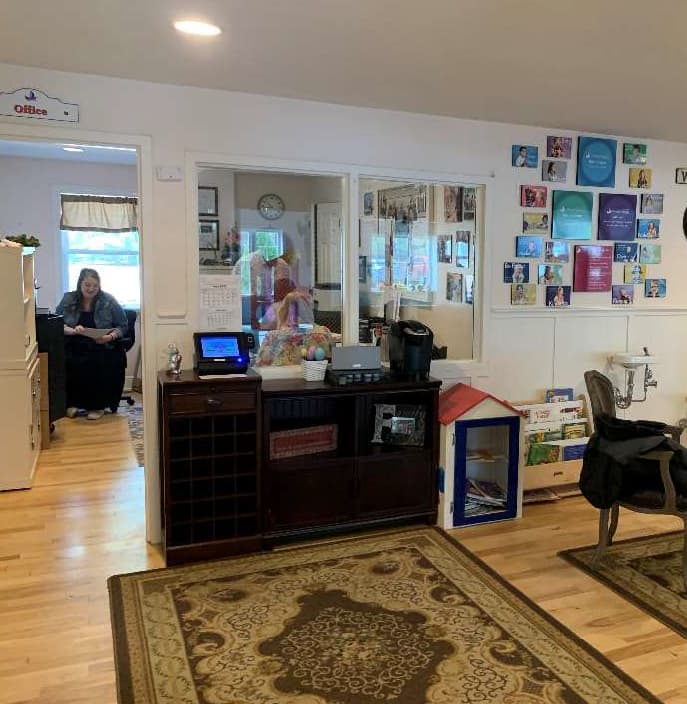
[60,194,138,232]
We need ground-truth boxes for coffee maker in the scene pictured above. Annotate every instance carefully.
[388,320,434,380]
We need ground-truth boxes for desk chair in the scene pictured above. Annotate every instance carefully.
[583,369,687,588]
[119,309,138,408]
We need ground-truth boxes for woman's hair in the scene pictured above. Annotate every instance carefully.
[75,268,101,301]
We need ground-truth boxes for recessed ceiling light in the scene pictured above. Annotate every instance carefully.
[174,19,221,36]
[63,147,84,153]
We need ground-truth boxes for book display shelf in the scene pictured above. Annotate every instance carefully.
[158,371,440,564]
[512,396,591,503]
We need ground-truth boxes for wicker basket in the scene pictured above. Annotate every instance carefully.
[302,359,328,381]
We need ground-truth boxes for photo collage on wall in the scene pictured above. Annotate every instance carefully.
[508,135,666,305]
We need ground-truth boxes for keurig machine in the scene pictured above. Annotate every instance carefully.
[388,320,433,380]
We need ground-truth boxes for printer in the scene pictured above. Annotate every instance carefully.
[388,320,433,380]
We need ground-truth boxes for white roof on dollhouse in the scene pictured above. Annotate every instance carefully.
[438,383,523,425]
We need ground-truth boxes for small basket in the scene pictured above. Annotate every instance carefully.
[302,359,328,382]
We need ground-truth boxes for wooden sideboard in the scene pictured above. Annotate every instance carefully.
[158,371,440,565]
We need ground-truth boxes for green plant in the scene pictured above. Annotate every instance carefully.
[5,234,41,247]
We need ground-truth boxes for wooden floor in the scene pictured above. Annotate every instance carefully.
[1,417,687,703]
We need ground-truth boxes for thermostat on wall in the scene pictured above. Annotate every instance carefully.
[155,166,183,182]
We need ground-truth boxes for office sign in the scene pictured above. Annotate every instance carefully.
[0,87,79,122]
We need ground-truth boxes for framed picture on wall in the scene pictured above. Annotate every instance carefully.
[198,186,219,216]
[199,219,219,250]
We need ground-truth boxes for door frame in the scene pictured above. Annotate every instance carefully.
[0,122,157,540]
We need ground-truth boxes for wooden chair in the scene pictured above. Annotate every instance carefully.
[583,370,687,589]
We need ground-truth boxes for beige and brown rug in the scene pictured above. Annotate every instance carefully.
[109,527,660,703]
[560,531,687,638]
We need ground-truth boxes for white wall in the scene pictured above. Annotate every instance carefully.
[0,155,137,308]
[3,63,687,540]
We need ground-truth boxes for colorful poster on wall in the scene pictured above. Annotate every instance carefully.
[573,245,613,291]
[577,137,617,187]
[551,190,593,240]
[597,193,637,241]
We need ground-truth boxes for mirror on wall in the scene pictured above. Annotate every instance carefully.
[197,167,344,352]
[358,178,483,360]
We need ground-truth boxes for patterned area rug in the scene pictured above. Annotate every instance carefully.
[124,404,144,466]
[108,527,660,703]
[560,531,687,638]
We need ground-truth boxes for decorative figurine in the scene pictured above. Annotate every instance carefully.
[167,343,183,376]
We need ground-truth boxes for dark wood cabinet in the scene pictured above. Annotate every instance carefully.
[261,377,440,542]
[158,372,440,564]
[158,371,262,565]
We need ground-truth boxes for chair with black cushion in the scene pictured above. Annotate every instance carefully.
[583,369,687,588]
[118,309,137,409]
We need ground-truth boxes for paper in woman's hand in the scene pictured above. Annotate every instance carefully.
[78,327,114,340]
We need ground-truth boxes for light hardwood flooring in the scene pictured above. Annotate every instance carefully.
[1,417,687,703]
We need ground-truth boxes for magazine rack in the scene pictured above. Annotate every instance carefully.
[512,396,591,501]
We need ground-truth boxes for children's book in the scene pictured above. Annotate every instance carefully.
[466,478,506,506]
[545,388,574,403]
[562,421,587,439]
[527,443,560,465]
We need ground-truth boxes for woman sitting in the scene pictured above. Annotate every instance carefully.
[256,291,331,366]
[56,268,128,420]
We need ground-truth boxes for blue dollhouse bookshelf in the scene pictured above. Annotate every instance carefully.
[438,383,523,528]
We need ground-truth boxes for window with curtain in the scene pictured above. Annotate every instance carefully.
[60,194,140,308]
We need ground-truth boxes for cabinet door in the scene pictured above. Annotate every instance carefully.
[356,449,435,519]
[264,459,354,532]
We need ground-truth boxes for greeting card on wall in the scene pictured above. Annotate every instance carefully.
[645,278,666,297]
[551,190,593,240]
[538,264,563,284]
[511,283,536,305]
[545,241,570,263]
[512,145,538,168]
[547,136,573,159]
[612,285,634,304]
[629,168,651,189]
[624,263,647,284]
[639,243,661,264]
[577,137,617,187]
[623,143,647,165]
[520,185,547,208]
[597,193,637,241]
[637,219,660,239]
[545,285,571,307]
[516,235,543,258]
[542,160,567,183]
[523,212,549,234]
[613,242,638,262]
[573,245,612,291]
[641,193,663,214]
[503,262,529,283]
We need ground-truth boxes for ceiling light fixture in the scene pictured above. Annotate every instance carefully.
[173,19,221,36]
[63,147,84,152]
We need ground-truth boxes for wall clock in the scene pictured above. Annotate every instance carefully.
[258,193,285,220]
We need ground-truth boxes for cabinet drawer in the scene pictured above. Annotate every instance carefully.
[522,460,581,490]
[168,391,256,415]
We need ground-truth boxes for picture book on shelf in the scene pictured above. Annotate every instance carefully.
[562,420,587,439]
[527,443,560,465]
[545,388,574,403]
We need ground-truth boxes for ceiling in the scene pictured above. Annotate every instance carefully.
[1,0,686,142]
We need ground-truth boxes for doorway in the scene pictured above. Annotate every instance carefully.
[0,133,147,499]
